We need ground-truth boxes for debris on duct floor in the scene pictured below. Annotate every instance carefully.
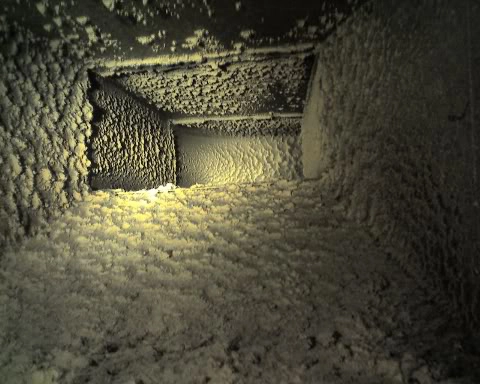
[0,180,477,384]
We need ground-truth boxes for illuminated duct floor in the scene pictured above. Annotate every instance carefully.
[1,180,475,383]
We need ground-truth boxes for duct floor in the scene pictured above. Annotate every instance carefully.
[0,180,476,384]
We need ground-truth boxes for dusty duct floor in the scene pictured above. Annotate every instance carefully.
[1,180,477,384]
[1,1,479,383]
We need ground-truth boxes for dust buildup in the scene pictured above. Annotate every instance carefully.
[115,55,313,117]
[0,0,479,382]
[0,24,92,248]
[176,117,302,137]
[175,131,302,187]
[1,180,477,383]
[89,76,176,191]
[181,29,224,52]
[99,53,309,188]
[302,0,480,330]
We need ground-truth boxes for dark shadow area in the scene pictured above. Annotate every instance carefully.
[86,70,106,191]
[86,72,176,191]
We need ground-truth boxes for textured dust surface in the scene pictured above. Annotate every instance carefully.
[301,0,480,329]
[89,77,176,191]
[1,180,476,384]
[0,26,92,248]
[174,117,302,137]
[115,56,313,117]
[176,132,302,187]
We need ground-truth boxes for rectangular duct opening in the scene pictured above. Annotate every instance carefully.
[86,49,315,190]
